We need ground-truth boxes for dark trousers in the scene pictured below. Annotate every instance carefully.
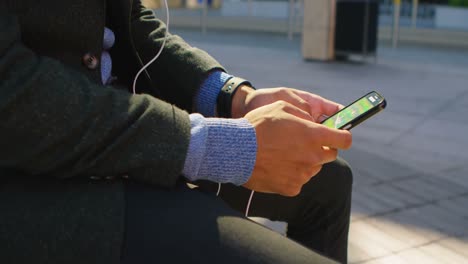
[121,158,353,264]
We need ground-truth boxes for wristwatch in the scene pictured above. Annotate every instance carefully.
[216,76,254,118]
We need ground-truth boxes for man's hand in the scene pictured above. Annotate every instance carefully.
[232,86,343,122]
[242,101,352,197]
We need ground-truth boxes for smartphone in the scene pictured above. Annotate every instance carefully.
[321,91,386,130]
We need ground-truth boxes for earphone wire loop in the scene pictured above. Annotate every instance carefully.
[132,0,170,94]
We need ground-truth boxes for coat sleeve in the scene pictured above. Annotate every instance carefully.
[0,13,191,187]
[125,0,226,111]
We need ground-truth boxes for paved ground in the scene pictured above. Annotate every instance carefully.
[173,28,468,263]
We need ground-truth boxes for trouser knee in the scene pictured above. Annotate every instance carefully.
[330,157,353,193]
[300,157,353,204]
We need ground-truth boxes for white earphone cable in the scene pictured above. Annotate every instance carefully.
[217,184,255,217]
[245,190,255,217]
[132,0,170,94]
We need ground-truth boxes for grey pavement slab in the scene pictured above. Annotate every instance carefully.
[347,138,466,177]
[364,216,444,248]
[348,240,373,264]
[434,91,468,123]
[357,183,426,209]
[341,147,418,182]
[360,254,409,264]
[350,221,412,253]
[351,189,397,216]
[389,177,467,203]
[351,167,383,186]
[417,243,468,264]
[437,235,468,258]
[387,204,468,237]
[438,167,468,189]
[393,248,448,264]
[348,222,393,260]
[435,195,468,219]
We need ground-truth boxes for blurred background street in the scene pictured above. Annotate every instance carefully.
[149,0,468,263]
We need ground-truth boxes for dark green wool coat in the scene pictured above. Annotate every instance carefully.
[0,0,224,263]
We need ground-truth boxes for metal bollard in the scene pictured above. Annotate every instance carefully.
[411,0,419,28]
[288,0,295,40]
[392,0,401,48]
[201,0,208,34]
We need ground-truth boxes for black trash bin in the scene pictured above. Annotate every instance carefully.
[334,0,379,58]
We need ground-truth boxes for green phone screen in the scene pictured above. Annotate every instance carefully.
[322,95,377,129]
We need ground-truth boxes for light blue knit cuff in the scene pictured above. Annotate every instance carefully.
[194,71,233,117]
[183,114,257,185]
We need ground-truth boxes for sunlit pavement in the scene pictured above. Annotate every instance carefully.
[173,28,468,263]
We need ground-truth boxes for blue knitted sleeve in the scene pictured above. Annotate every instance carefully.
[182,114,257,185]
[193,71,232,117]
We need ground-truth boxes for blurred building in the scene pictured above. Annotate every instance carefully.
[139,0,468,51]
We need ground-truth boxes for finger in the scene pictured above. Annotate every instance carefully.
[317,97,343,118]
[272,89,313,117]
[320,147,338,164]
[285,91,314,116]
[277,101,315,122]
[298,146,337,167]
[311,125,353,150]
[317,114,329,123]
[295,91,343,118]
